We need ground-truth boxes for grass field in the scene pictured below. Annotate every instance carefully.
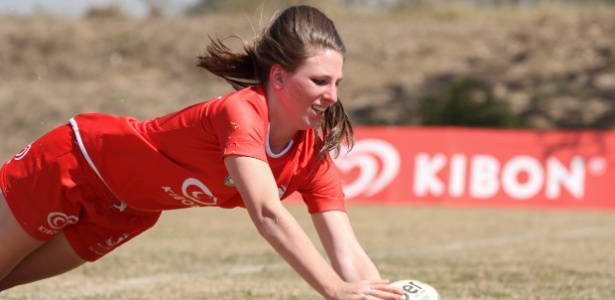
[1,204,614,299]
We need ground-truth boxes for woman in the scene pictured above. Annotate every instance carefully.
[0,5,404,300]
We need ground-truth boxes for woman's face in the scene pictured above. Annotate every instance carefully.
[275,48,344,130]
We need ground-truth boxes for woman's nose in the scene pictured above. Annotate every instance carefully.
[323,84,338,104]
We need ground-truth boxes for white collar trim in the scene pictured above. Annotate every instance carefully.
[266,123,293,158]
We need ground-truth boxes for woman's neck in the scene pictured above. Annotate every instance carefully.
[266,85,298,153]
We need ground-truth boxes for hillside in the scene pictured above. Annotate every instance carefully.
[1,5,615,159]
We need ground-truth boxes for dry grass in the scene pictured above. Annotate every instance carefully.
[1,205,614,299]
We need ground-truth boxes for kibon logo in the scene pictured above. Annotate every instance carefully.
[89,233,130,256]
[47,212,79,230]
[333,139,400,199]
[162,178,218,207]
[413,153,608,200]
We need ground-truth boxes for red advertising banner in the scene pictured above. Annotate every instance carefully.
[294,127,615,210]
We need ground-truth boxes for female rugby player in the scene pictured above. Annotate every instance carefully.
[0,5,404,300]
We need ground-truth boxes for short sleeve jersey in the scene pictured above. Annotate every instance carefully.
[70,86,345,213]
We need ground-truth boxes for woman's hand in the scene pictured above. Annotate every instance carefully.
[331,280,405,300]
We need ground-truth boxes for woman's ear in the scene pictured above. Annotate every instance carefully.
[270,64,286,89]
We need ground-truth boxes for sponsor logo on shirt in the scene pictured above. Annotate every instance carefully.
[13,144,32,161]
[38,212,80,236]
[89,233,130,256]
[162,177,218,207]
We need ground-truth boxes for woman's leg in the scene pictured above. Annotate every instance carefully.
[0,193,86,291]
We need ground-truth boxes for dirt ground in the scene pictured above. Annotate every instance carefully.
[1,204,614,299]
[2,4,615,160]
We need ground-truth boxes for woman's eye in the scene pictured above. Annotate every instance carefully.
[312,79,327,85]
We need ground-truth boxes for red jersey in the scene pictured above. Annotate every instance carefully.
[69,86,345,213]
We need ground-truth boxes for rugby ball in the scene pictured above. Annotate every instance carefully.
[390,279,441,300]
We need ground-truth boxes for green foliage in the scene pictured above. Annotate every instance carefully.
[420,78,523,128]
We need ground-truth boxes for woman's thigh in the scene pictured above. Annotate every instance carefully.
[0,193,86,291]
[0,192,45,282]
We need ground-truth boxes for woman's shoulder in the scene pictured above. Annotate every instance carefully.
[200,85,262,113]
[203,85,268,118]
[219,86,266,104]
[200,86,269,133]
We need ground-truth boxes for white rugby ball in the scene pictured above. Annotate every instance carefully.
[390,279,441,300]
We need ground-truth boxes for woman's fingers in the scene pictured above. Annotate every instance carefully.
[362,280,405,300]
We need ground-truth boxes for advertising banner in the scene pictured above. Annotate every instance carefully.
[321,127,615,210]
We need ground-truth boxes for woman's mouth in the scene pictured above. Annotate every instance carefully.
[312,105,327,116]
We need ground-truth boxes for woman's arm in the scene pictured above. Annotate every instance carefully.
[312,210,380,282]
[224,156,402,300]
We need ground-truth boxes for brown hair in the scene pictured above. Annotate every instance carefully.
[197,5,354,159]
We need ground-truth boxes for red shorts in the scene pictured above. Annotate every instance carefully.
[0,124,161,261]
